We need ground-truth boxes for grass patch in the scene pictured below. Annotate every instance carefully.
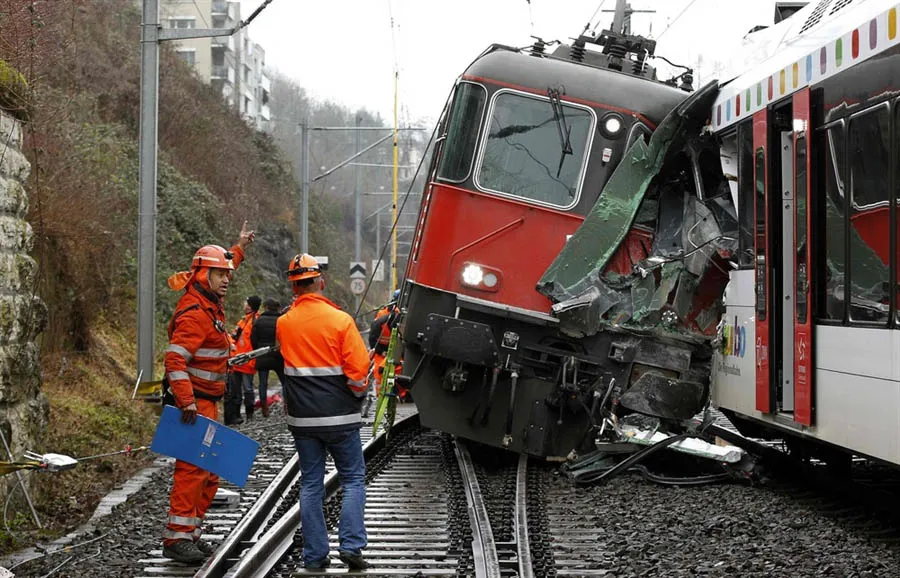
[0,322,160,555]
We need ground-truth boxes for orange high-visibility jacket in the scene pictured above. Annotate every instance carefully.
[276,293,369,433]
[231,312,258,374]
[368,304,399,355]
[164,245,244,408]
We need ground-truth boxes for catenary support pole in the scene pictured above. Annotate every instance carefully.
[137,0,160,383]
[300,121,310,252]
[354,116,361,314]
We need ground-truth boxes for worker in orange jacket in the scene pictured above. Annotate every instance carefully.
[161,223,254,564]
[368,289,405,399]
[225,295,260,424]
[275,254,371,571]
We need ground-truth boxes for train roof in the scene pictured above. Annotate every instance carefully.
[712,0,897,132]
[462,46,689,129]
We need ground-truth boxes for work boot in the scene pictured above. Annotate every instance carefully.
[162,540,206,564]
[245,403,254,421]
[195,538,216,556]
[261,400,269,418]
[338,550,370,570]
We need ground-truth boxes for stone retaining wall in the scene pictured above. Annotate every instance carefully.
[0,67,49,516]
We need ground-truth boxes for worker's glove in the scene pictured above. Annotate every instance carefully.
[181,402,198,424]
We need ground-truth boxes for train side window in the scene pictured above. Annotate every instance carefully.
[436,82,486,182]
[848,105,890,324]
[755,146,767,320]
[738,123,755,268]
[476,91,593,209]
[817,122,846,322]
[895,104,900,326]
[626,122,651,149]
[796,134,808,324]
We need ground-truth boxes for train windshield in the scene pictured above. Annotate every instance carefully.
[477,91,593,209]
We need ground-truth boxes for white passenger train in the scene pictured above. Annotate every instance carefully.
[710,0,900,466]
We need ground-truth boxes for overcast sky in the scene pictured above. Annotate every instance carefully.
[238,0,783,124]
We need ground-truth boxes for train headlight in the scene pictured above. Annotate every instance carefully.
[462,264,484,286]
[460,262,502,292]
[601,113,625,139]
[604,116,622,135]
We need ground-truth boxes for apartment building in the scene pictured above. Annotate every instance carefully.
[160,0,271,132]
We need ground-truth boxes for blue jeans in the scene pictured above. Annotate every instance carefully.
[239,372,255,408]
[293,429,367,564]
[256,367,284,405]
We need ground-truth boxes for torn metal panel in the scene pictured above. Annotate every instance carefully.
[537,80,720,303]
[619,423,745,463]
[619,371,707,421]
[682,194,722,276]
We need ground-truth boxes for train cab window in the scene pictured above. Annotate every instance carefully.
[476,91,593,208]
[737,124,755,268]
[848,105,890,324]
[818,122,847,321]
[437,82,486,182]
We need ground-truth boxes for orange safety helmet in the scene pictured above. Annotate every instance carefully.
[192,245,236,271]
[286,253,321,282]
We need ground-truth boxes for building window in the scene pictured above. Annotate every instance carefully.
[848,104,891,323]
[176,50,196,66]
[169,17,196,29]
[477,90,593,209]
[817,122,846,321]
[437,82,486,182]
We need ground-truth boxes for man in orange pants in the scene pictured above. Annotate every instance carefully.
[161,223,254,563]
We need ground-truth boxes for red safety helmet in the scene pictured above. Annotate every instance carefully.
[287,253,321,281]
[192,245,235,271]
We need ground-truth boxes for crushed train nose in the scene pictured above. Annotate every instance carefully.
[619,372,708,421]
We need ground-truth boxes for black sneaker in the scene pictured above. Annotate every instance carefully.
[338,550,369,570]
[195,539,215,556]
[162,540,206,564]
[304,556,331,569]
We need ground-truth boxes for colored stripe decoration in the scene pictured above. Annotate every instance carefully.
[712,3,900,131]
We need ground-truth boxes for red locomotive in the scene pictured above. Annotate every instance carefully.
[398,25,698,457]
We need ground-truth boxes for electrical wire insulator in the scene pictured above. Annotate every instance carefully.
[607,43,627,59]
[569,41,586,62]
[530,39,546,56]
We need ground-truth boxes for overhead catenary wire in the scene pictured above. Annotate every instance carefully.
[657,0,700,40]
[584,0,608,34]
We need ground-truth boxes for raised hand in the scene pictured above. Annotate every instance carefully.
[238,220,256,250]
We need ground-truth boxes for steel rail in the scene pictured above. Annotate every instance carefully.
[454,439,502,578]
[514,454,534,578]
[194,453,300,578]
[222,414,420,578]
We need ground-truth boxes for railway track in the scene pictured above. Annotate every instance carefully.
[131,405,900,578]
[131,405,418,578]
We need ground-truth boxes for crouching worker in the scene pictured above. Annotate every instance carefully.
[161,223,254,563]
[276,254,371,570]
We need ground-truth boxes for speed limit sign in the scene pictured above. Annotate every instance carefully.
[350,278,366,295]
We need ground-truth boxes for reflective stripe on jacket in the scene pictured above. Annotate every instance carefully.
[276,293,369,433]
[164,245,244,408]
[231,312,258,374]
